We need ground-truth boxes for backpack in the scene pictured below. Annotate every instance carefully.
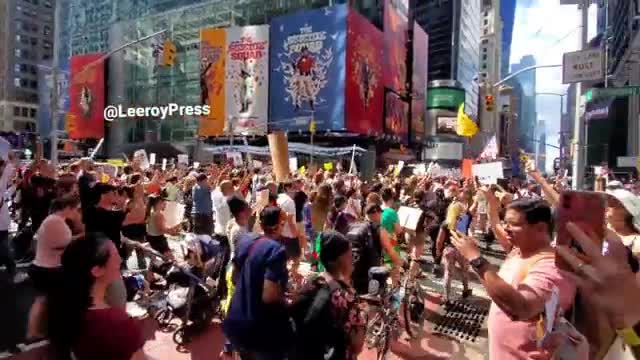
[290,277,344,360]
[346,221,382,294]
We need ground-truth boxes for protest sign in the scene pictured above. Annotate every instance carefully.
[149,153,156,165]
[133,149,150,170]
[289,157,298,174]
[472,161,504,184]
[177,154,188,165]
[323,163,333,171]
[397,206,423,231]
[252,160,263,169]
[226,152,243,167]
[193,162,200,169]
[162,158,167,171]
[268,131,289,182]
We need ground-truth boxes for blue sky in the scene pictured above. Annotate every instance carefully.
[510,0,597,172]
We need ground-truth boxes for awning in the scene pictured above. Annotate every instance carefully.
[202,143,366,157]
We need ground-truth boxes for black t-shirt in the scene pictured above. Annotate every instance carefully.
[84,206,127,249]
[294,191,308,223]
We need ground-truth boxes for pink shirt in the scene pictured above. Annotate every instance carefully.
[488,250,576,359]
[34,214,72,268]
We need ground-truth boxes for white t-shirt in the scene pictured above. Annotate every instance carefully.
[211,190,231,236]
[277,193,297,238]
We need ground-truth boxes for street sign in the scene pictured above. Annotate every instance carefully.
[562,49,603,84]
[585,86,640,102]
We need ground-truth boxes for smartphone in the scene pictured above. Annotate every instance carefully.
[555,191,605,271]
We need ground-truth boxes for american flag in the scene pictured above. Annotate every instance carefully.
[478,135,498,160]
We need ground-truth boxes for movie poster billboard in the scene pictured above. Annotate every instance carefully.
[68,53,105,139]
[385,92,409,144]
[269,4,348,132]
[345,9,384,135]
[199,28,226,137]
[37,64,70,137]
[411,22,428,143]
[225,25,269,135]
[383,0,408,94]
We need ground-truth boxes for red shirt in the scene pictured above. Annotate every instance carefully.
[73,308,144,360]
[296,54,314,74]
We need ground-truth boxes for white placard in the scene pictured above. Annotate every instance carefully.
[562,48,604,84]
[253,160,263,169]
[289,157,298,174]
[162,158,167,171]
[472,162,504,185]
[193,161,200,169]
[133,149,150,170]
[617,156,637,168]
[226,152,243,167]
[102,164,118,179]
[177,154,188,165]
[397,206,423,231]
[164,201,185,229]
[149,153,156,165]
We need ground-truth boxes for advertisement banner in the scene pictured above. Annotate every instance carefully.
[383,0,408,94]
[385,92,409,144]
[345,10,384,135]
[199,28,226,137]
[269,4,348,132]
[411,22,428,144]
[37,64,69,137]
[69,53,105,139]
[225,25,269,135]
[427,87,465,110]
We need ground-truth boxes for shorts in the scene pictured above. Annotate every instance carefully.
[29,264,63,295]
[147,234,170,254]
[281,236,301,259]
[122,224,146,241]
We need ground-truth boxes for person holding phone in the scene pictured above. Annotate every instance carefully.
[451,198,576,359]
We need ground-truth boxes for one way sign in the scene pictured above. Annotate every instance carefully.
[562,48,604,84]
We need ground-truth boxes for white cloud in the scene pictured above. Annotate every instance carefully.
[510,0,598,172]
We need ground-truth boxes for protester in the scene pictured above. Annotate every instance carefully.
[145,195,180,258]
[192,173,213,235]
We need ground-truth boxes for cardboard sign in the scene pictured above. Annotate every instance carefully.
[177,154,188,165]
[161,158,167,171]
[133,149,150,170]
[193,161,200,169]
[149,153,156,165]
[397,206,423,231]
[472,161,504,185]
[252,160,263,169]
[226,152,243,167]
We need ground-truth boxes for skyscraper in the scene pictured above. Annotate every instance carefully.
[510,55,537,154]
[412,0,481,117]
[499,0,515,78]
[0,0,56,132]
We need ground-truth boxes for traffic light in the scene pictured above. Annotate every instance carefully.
[162,39,177,66]
[485,95,495,112]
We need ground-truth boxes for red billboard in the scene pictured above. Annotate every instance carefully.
[383,0,408,94]
[385,92,409,144]
[345,10,384,135]
[68,53,105,139]
[411,22,428,144]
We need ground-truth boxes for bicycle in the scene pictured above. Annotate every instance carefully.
[363,258,425,360]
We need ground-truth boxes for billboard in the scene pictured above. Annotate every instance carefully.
[199,28,226,137]
[37,64,70,137]
[345,9,384,135]
[411,22,428,144]
[385,92,409,144]
[383,0,408,93]
[427,87,465,110]
[269,4,348,132]
[225,25,269,135]
[68,53,105,139]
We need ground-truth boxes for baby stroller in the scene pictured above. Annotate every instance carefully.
[153,234,229,346]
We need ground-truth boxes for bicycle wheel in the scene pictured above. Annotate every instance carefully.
[402,292,413,338]
[377,330,391,360]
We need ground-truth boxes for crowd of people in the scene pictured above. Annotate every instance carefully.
[1,151,640,360]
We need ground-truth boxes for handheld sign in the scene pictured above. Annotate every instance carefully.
[162,158,167,171]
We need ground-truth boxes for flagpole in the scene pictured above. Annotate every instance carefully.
[348,144,356,175]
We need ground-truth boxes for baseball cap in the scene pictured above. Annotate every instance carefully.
[606,188,640,232]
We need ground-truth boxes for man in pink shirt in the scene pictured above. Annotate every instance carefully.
[452,198,576,359]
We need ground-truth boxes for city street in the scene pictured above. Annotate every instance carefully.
[1,237,505,360]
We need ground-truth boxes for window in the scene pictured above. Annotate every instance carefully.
[43,25,51,36]
[482,54,488,60]
[15,49,22,57]
[44,0,52,8]
[42,53,51,61]
[21,108,29,117]
[43,40,52,49]
[483,19,488,25]
[29,80,37,89]
[14,107,21,116]
[29,109,36,118]
[481,39,488,44]
[30,37,37,46]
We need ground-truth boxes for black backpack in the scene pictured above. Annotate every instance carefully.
[345,221,382,294]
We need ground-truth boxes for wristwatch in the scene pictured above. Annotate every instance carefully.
[469,256,490,275]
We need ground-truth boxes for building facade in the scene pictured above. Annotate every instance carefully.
[0,0,55,132]
[510,55,537,154]
[412,0,480,118]
[499,0,515,78]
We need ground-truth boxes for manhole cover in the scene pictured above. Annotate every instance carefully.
[433,300,488,342]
